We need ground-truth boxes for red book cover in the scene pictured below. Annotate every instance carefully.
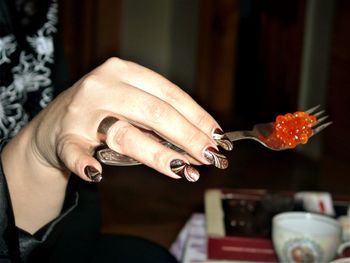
[208,236,278,262]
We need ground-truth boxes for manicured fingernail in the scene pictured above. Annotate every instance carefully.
[213,128,233,151]
[170,159,200,182]
[84,166,102,183]
[203,147,229,169]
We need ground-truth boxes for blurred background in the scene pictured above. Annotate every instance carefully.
[59,0,350,248]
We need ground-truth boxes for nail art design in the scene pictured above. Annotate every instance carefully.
[204,147,229,169]
[213,128,234,151]
[84,166,102,183]
[170,159,200,182]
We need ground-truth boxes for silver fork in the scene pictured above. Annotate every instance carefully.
[96,105,332,166]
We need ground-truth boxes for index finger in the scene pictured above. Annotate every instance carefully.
[104,58,233,151]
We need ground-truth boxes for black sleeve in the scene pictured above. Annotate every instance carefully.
[0,154,21,262]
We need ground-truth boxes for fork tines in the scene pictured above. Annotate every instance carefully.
[305,105,332,136]
[305,105,321,114]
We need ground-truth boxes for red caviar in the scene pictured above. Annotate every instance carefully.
[272,111,317,148]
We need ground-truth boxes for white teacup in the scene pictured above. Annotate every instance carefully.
[272,212,342,262]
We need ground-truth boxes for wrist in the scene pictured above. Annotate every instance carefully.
[1,121,70,233]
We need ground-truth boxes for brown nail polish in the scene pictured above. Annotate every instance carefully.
[213,128,233,151]
[170,159,200,182]
[204,147,229,169]
[84,166,102,183]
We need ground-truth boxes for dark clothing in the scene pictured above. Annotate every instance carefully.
[0,164,100,262]
[0,0,88,261]
[0,161,21,263]
[0,0,101,261]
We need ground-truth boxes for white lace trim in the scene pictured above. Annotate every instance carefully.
[0,0,57,139]
[0,35,16,64]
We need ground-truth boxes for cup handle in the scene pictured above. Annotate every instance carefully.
[338,241,350,257]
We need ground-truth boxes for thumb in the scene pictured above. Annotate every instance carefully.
[57,135,103,182]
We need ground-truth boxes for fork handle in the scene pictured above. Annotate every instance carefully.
[96,140,185,166]
[96,148,142,166]
[96,131,252,166]
[225,131,255,141]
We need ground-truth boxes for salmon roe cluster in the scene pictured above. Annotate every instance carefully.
[272,111,317,148]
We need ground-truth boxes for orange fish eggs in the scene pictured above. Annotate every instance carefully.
[272,111,317,148]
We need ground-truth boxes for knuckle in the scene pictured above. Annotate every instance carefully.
[68,75,101,113]
[72,157,85,175]
[162,84,186,103]
[161,84,177,102]
[57,136,92,175]
[104,57,129,72]
[80,75,100,93]
[151,147,169,169]
[104,57,121,67]
[110,125,130,147]
[56,135,72,158]
[56,135,81,168]
[145,99,169,123]
[184,130,203,149]
[195,113,210,128]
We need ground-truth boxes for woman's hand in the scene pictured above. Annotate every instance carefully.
[1,57,232,232]
[32,57,232,181]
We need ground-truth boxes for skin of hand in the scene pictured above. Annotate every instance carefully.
[1,57,231,233]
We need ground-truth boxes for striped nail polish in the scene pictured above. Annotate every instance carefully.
[213,128,233,151]
[84,166,102,183]
[204,147,229,169]
[170,159,200,182]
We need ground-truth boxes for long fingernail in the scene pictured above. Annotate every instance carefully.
[170,159,200,182]
[84,166,102,183]
[213,128,233,151]
[204,147,229,169]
